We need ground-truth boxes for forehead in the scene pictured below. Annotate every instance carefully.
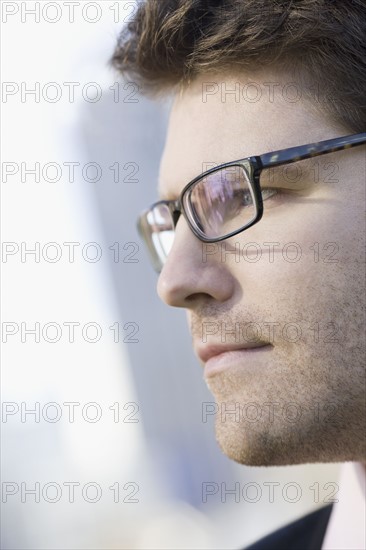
[158,70,332,198]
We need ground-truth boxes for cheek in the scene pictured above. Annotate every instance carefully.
[230,187,363,318]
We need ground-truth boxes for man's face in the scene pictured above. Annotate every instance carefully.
[156,70,366,466]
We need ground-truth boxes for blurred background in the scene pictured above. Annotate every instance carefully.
[1,2,340,548]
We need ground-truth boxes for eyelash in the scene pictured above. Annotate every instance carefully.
[261,187,279,201]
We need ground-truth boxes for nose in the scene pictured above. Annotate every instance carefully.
[157,219,236,308]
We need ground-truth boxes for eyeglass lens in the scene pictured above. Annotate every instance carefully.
[183,165,257,239]
[145,165,257,270]
[147,203,175,266]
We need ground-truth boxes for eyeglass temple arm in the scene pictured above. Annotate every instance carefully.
[256,133,366,170]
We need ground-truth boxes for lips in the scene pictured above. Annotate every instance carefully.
[195,342,274,378]
[196,342,271,364]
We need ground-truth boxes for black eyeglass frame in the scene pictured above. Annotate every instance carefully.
[138,132,366,259]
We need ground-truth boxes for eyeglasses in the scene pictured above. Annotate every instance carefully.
[137,133,366,272]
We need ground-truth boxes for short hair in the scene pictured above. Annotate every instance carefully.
[110,0,366,133]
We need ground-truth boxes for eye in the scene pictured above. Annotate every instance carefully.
[226,190,253,214]
[241,190,254,206]
[232,187,278,209]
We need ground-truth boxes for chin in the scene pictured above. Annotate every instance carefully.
[214,417,366,466]
[214,421,298,466]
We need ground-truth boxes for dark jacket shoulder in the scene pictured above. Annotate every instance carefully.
[245,504,333,550]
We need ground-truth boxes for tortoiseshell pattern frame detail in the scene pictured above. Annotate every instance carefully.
[258,133,366,169]
[138,133,366,271]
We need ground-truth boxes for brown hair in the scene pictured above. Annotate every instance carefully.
[110,0,366,132]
